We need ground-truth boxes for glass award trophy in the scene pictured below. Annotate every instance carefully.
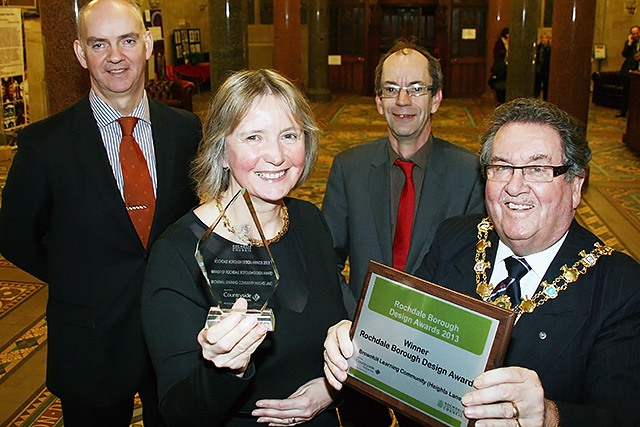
[195,188,280,331]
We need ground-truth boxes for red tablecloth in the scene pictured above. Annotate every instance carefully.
[173,62,210,84]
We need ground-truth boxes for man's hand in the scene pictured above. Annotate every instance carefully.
[323,320,353,390]
[461,367,560,426]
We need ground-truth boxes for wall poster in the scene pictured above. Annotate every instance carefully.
[0,7,28,133]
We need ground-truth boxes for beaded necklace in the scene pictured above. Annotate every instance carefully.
[214,199,289,247]
[474,217,613,314]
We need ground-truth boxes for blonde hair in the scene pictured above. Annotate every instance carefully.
[191,69,320,203]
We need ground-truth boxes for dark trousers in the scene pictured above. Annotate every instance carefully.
[621,72,631,116]
[534,73,549,101]
[60,363,166,427]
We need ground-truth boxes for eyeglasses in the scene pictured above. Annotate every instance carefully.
[484,164,570,183]
[378,83,434,98]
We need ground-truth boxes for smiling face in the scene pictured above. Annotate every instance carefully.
[375,49,443,153]
[224,95,306,206]
[73,0,152,111]
[486,122,585,256]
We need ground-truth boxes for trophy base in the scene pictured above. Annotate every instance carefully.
[206,306,275,331]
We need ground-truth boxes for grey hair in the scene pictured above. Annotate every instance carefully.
[479,98,591,181]
[191,69,319,203]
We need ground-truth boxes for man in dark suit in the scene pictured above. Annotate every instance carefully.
[322,39,485,319]
[321,38,484,427]
[0,0,200,425]
[323,98,640,427]
[617,25,640,118]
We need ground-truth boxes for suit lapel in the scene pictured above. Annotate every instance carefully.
[504,222,592,373]
[406,138,447,272]
[70,97,135,236]
[369,140,393,266]
[148,99,179,241]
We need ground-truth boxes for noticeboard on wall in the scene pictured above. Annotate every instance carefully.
[594,44,607,60]
[173,29,201,65]
[2,0,38,16]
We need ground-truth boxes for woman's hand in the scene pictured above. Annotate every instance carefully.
[323,320,353,390]
[197,298,268,376]
[462,366,556,427]
[252,377,338,426]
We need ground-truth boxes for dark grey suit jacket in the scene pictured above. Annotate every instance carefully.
[322,136,485,317]
[0,95,201,406]
[417,214,640,427]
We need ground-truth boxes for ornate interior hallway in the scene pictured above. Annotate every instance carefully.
[0,94,638,426]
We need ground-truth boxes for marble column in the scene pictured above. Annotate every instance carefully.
[486,0,510,95]
[273,0,301,85]
[41,0,91,115]
[306,0,331,102]
[506,0,538,101]
[208,0,248,91]
[547,0,596,125]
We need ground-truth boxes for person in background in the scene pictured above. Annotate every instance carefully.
[324,97,640,427]
[142,69,346,427]
[321,38,484,427]
[489,27,509,104]
[534,32,551,101]
[617,25,640,118]
[0,0,201,425]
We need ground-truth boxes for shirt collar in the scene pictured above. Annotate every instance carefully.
[89,90,151,128]
[495,231,569,280]
[388,134,433,170]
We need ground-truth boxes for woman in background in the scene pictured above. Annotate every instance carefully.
[534,32,551,101]
[489,27,509,104]
[142,69,346,426]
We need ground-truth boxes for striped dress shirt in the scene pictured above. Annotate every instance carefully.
[89,90,158,197]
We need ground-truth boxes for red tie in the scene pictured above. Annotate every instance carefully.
[118,117,155,248]
[393,159,415,270]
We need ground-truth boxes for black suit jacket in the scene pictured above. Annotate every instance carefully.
[620,39,640,75]
[322,136,485,317]
[0,95,201,406]
[417,214,640,427]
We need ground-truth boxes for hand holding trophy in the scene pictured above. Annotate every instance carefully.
[195,188,280,331]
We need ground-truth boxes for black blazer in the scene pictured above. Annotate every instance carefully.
[620,39,640,75]
[0,95,201,406]
[417,214,640,427]
[321,136,485,317]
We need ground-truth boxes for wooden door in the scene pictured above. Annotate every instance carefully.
[447,2,488,97]
[379,6,437,54]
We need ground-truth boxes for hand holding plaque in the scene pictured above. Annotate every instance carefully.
[195,188,280,331]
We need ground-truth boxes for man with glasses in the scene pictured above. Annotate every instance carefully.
[322,39,485,319]
[324,98,640,427]
[321,38,484,427]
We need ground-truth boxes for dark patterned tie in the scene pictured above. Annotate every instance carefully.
[491,256,531,309]
[392,159,415,270]
[118,117,155,248]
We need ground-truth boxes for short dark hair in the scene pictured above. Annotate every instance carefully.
[479,98,591,181]
[374,38,443,94]
[500,27,510,38]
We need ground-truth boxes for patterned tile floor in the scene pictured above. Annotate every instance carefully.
[0,93,638,426]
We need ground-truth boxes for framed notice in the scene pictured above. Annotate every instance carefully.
[346,262,515,427]
[594,44,607,60]
[3,0,39,16]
